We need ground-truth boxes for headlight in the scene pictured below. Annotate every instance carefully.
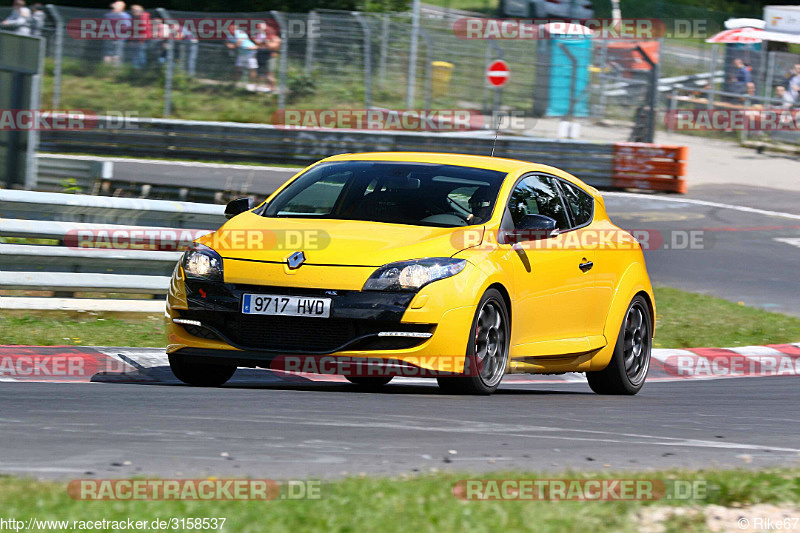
[363,258,466,291]
[182,243,223,281]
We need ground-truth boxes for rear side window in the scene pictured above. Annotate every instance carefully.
[559,180,594,227]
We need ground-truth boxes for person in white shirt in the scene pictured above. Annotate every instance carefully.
[1,0,32,36]
[225,24,258,90]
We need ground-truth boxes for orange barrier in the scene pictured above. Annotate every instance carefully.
[612,142,688,194]
[606,41,660,71]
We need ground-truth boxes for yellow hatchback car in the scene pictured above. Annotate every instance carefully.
[166,152,655,395]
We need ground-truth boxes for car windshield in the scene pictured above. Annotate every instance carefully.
[262,161,507,227]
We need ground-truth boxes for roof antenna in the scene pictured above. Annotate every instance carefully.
[490,114,500,157]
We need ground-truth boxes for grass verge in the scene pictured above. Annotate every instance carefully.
[0,287,798,349]
[0,469,798,532]
[652,287,800,349]
[0,312,164,347]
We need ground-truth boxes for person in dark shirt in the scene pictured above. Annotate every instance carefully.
[103,1,132,66]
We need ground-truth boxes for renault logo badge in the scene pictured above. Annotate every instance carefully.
[287,251,306,270]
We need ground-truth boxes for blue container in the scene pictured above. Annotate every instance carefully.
[533,29,593,118]
[546,36,592,117]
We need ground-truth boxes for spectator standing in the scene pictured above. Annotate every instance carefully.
[129,5,151,69]
[179,22,198,77]
[1,0,32,36]
[252,21,280,93]
[226,24,258,90]
[29,2,44,36]
[775,85,795,109]
[152,18,170,65]
[103,1,131,66]
[788,64,800,102]
[733,58,751,93]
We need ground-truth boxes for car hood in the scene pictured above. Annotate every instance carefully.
[198,211,484,267]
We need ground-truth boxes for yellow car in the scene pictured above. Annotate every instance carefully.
[166,152,655,395]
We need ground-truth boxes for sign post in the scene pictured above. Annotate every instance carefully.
[486,59,509,130]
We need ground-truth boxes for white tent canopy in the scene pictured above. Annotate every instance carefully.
[707,23,800,45]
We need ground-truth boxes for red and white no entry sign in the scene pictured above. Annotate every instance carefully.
[486,59,510,88]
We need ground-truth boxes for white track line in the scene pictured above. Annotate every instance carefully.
[604,192,800,221]
[775,237,800,249]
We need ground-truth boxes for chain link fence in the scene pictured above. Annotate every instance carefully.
[6,4,795,144]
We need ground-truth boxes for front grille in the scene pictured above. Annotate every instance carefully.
[179,310,433,353]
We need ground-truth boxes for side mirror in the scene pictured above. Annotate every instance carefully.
[505,214,559,244]
[224,197,255,219]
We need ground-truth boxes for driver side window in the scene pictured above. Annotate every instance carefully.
[507,175,569,229]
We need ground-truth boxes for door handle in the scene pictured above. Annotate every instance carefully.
[579,261,593,272]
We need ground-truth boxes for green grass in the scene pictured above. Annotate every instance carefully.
[0,468,798,532]
[0,312,165,347]
[652,287,800,349]
[1,287,798,349]
[43,66,279,123]
[41,60,379,123]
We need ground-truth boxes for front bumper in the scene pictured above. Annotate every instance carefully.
[166,275,477,373]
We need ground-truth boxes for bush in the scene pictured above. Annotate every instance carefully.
[287,69,317,104]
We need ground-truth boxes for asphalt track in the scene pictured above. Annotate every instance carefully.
[605,184,800,317]
[1,375,798,479]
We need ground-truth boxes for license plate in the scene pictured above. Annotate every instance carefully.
[242,293,332,318]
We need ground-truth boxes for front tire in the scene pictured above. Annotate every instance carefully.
[168,354,236,387]
[437,288,510,395]
[586,295,652,395]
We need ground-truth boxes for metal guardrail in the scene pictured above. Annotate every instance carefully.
[0,190,224,297]
[40,116,619,188]
[35,154,113,193]
[0,189,225,228]
[33,154,272,203]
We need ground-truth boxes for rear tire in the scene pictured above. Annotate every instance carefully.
[345,376,393,388]
[168,354,236,387]
[437,288,510,395]
[586,295,652,395]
